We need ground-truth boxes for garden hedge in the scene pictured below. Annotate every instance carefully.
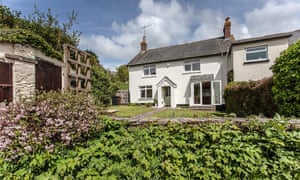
[272,40,300,117]
[224,77,277,117]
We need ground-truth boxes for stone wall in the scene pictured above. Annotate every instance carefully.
[14,60,36,102]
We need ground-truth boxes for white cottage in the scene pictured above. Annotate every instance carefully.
[128,18,234,109]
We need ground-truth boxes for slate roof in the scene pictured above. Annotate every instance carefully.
[128,37,231,66]
[233,31,294,45]
[128,29,300,67]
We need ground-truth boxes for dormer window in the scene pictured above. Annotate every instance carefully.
[144,64,156,76]
[245,46,268,62]
[184,61,200,72]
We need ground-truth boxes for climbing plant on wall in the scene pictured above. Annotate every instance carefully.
[0,5,80,55]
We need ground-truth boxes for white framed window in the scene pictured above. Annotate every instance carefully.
[144,64,156,76]
[184,61,200,72]
[140,85,152,99]
[245,46,268,62]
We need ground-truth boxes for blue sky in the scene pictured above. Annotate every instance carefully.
[2,0,300,70]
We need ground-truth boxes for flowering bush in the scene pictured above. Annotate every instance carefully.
[0,91,102,159]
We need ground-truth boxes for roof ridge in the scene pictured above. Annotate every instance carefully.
[147,36,224,52]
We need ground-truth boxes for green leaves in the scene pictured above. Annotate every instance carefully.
[272,40,300,117]
[0,29,62,59]
[0,120,300,179]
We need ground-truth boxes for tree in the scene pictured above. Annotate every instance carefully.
[89,52,115,106]
[116,65,129,83]
[272,40,300,117]
[0,5,80,52]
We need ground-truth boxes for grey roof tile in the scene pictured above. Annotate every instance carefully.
[128,37,231,66]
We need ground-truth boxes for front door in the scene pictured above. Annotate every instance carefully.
[162,86,171,107]
[0,62,13,102]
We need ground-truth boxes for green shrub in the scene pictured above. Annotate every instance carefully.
[224,77,277,117]
[0,120,299,179]
[272,40,300,117]
[0,91,102,159]
[0,29,62,59]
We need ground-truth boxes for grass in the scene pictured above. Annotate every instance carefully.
[109,105,153,117]
[152,108,226,118]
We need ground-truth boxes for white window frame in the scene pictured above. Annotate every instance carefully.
[190,80,222,106]
[184,61,200,72]
[143,64,156,76]
[245,46,268,63]
[140,85,152,99]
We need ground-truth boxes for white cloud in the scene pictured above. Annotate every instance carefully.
[244,0,300,37]
[80,0,300,69]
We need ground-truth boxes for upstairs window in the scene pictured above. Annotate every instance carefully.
[140,85,152,99]
[184,61,200,72]
[144,64,156,76]
[245,46,268,62]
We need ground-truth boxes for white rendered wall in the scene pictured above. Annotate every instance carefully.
[232,38,289,81]
[129,55,228,106]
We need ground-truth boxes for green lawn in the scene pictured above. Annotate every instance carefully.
[152,108,226,118]
[109,105,153,117]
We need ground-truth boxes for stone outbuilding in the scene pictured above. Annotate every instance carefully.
[0,43,91,103]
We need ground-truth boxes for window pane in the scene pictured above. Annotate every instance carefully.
[150,67,156,75]
[185,64,191,71]
[213,81,221,104]
[192,62,200,71]
[247,47,266,52]
[146,88,152,98]
[246,46,267,61]
[246,51,267,61]
[141,89,145,98]
[194,83,201,104]
[144,69,149,75]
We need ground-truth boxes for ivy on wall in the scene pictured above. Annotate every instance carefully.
[0,29,62,60]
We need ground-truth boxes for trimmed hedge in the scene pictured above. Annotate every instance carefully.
[224,77,277,117]
[272,40,300,117]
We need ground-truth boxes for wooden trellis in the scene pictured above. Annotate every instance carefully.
[63,44,91,93]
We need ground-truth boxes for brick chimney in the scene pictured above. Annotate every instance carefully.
[140,36,147,52]
[223,17,234,40]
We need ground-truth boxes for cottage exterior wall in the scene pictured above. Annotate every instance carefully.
[129,55,228,106]
[232,38,289,81]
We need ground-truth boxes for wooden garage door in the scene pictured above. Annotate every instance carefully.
[36,60,61,91]
[0,62,13,102]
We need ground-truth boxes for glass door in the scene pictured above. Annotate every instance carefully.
[162,86,171,107]
[202,81,211,105]
[193,83,201,104]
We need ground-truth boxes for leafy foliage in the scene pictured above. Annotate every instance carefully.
[88,52,115,106]
[0,91,102,159]
[1,118,299,179]
[272,40,300,117]
[224,77,277,117]
[0,5,80,58]
[115,65,129,87]
[0,29,62,59]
